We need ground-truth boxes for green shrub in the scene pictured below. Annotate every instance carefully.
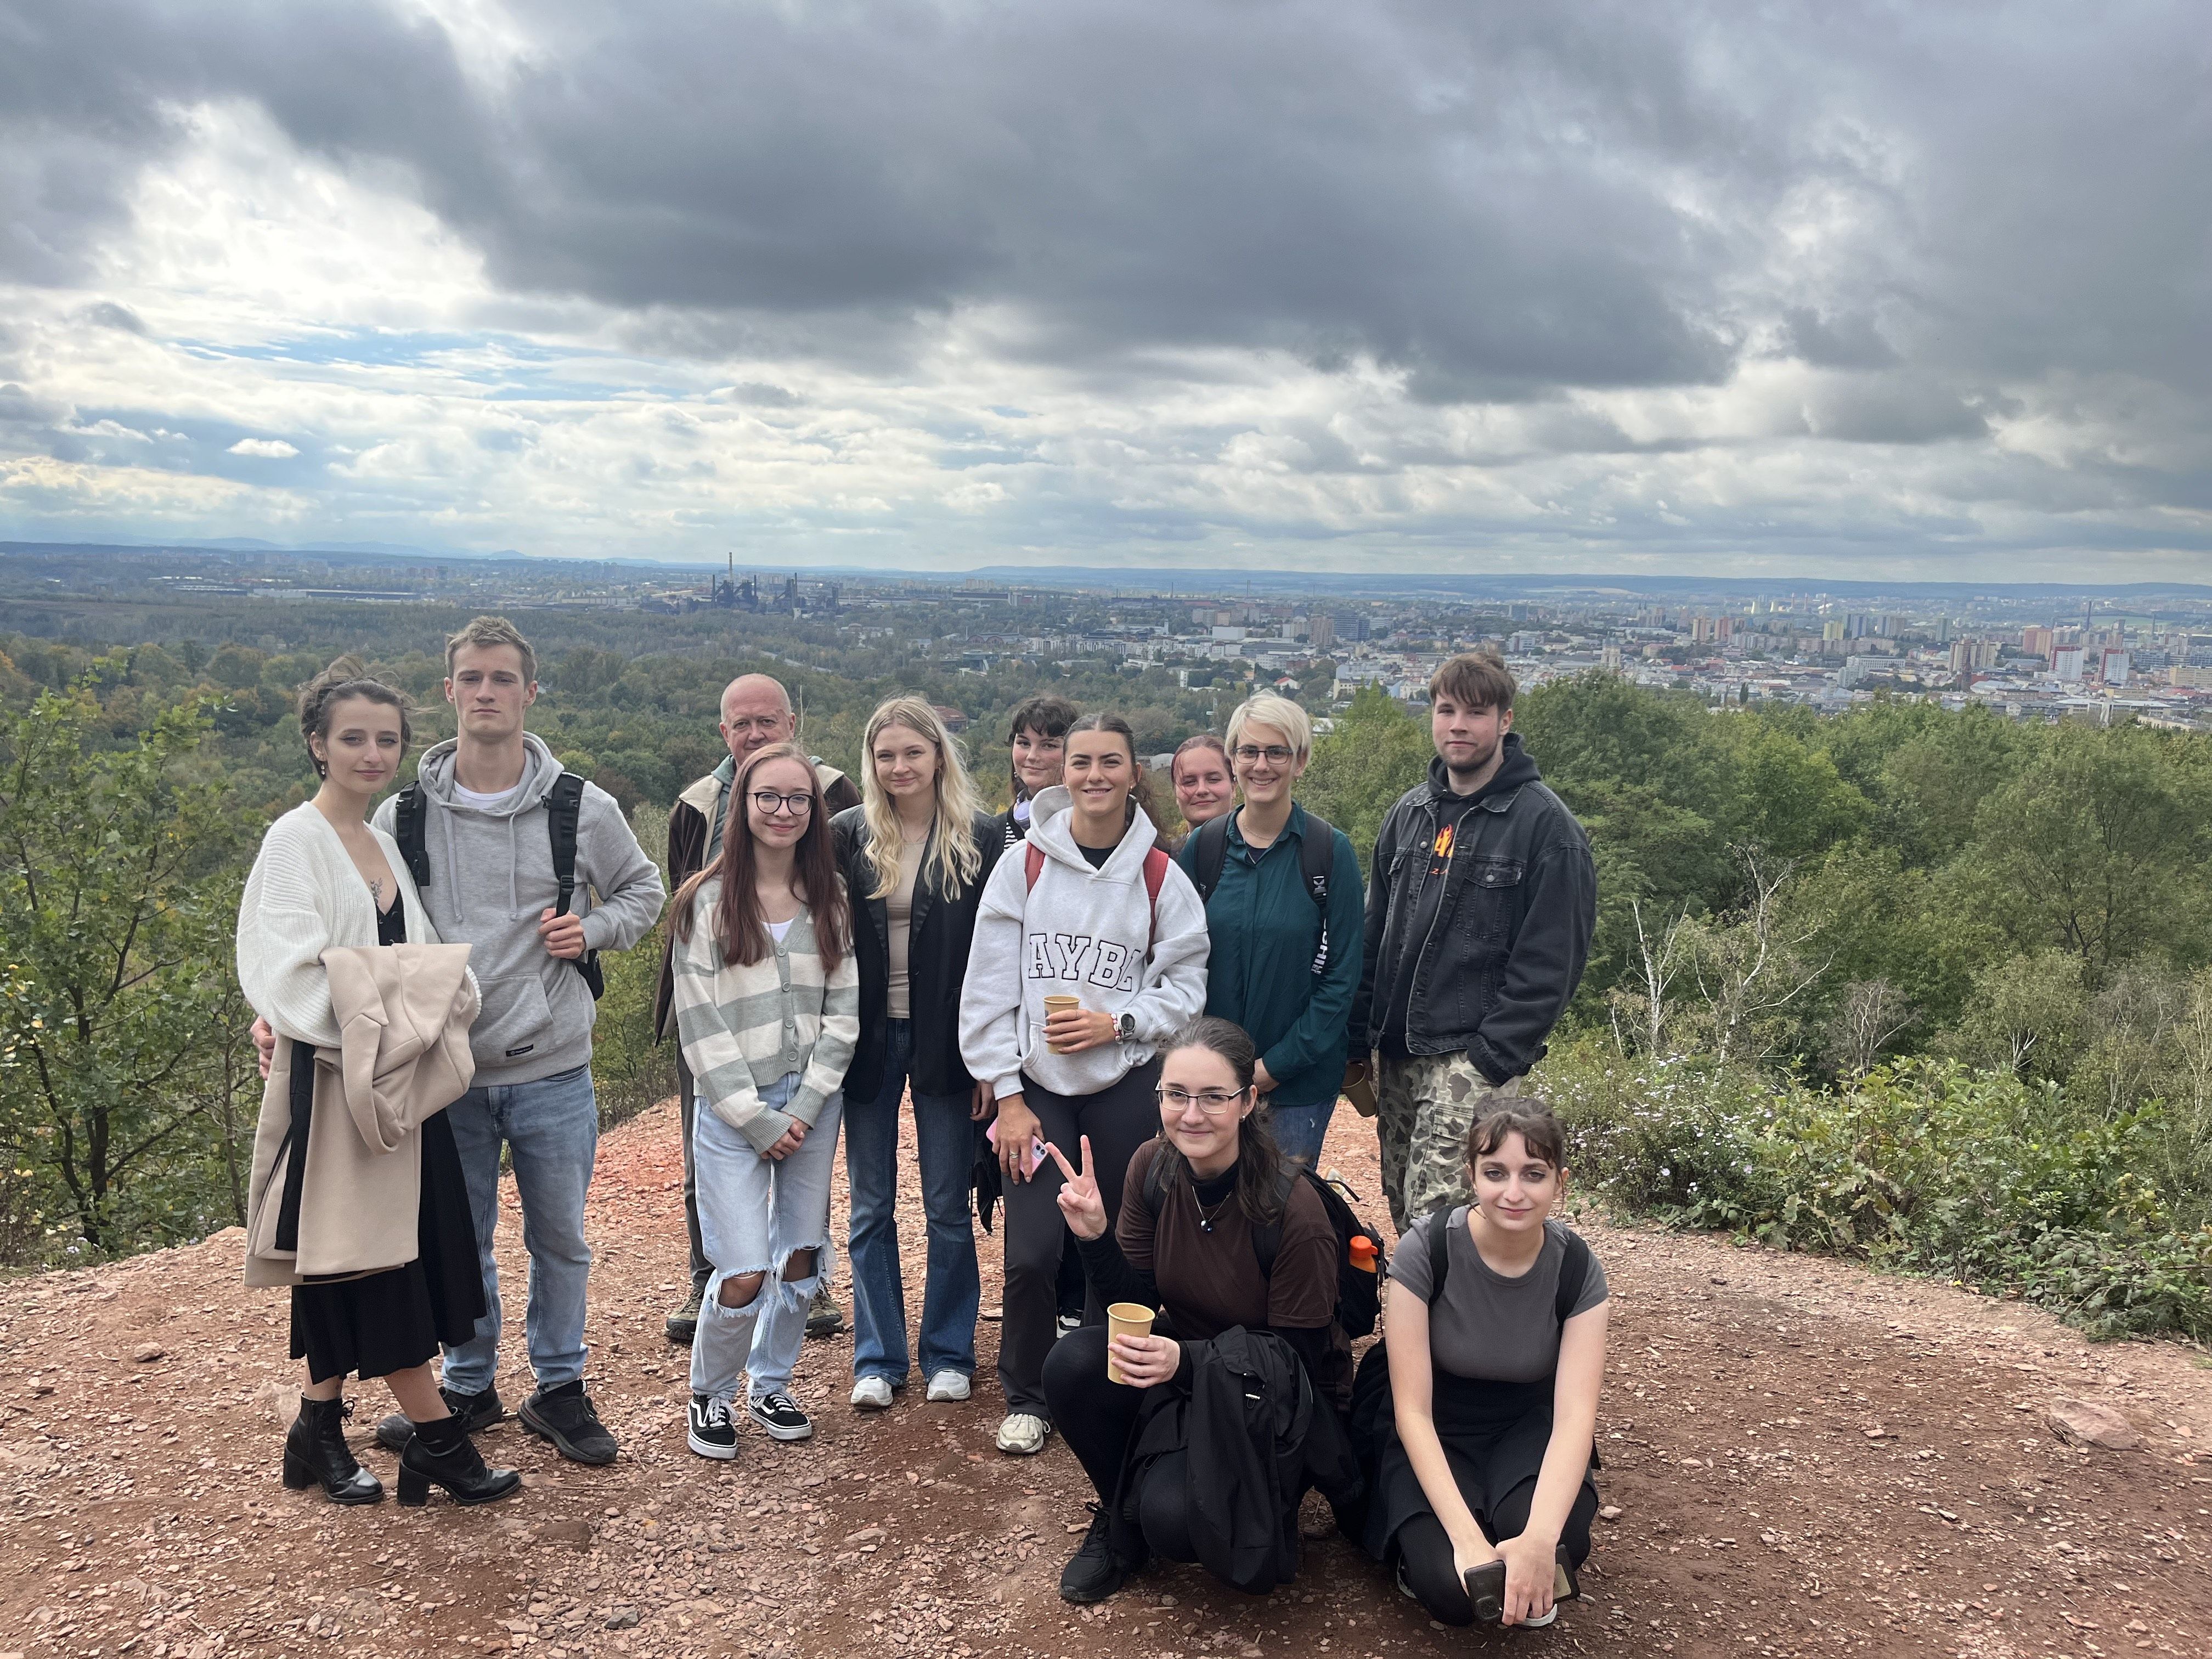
[1539,1035,2212,1343]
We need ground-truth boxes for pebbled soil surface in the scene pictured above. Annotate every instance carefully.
[3,1096,2210,1659]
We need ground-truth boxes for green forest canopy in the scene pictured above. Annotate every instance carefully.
[4,609,2210,1316]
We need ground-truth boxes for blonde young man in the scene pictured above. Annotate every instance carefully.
[370,617,665,1463]
[655,673,860,1345]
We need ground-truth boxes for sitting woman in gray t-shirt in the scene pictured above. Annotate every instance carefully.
[1352,1101,1609,1629]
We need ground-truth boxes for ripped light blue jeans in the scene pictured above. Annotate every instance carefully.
[690,1074,843,1405]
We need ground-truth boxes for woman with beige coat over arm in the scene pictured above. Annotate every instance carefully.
[236,658,518,1509]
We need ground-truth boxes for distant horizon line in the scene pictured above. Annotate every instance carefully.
[3,536,2209,602]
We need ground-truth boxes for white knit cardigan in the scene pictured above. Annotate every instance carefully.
[237,803,437,1047]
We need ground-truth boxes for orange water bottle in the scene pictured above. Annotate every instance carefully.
[1348,1235,1380,1274]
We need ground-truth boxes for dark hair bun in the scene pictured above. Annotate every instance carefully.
[296,657,413,780]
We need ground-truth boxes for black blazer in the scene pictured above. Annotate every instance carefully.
[832,805,1003,1104]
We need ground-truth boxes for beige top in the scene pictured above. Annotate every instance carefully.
[886,836,923,1020]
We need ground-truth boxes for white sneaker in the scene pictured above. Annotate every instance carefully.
[850,1375,894,1410]
[924,1370,970,1403]
[996,1412,1051,1455]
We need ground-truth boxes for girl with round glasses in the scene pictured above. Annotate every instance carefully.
[1176,695,1363,1169]
[670,741,857,1458]
[1036,1017,1352,1605]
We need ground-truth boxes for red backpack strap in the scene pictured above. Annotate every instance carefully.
[1142,846,1169,945]
[1025,843,1044,890]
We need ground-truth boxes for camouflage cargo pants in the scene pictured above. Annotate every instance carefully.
[1375,1053,1522,1234]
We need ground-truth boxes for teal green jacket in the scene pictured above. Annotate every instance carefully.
[1176,803,1365,1110]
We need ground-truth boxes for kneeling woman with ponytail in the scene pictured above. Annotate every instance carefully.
[1040,1017,1357,1605]
[1357,1102,1609,1629]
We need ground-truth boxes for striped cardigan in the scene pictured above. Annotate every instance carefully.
[672,880,860,1154]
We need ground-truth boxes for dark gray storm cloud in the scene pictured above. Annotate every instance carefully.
[5,0,2204,414]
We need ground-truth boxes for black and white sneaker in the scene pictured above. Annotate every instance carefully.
[687,1393,738,1461]
[748,1391,814,1442]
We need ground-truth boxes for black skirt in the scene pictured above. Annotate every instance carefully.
[1353,1347,1578,1558]
[286,904,485,1383]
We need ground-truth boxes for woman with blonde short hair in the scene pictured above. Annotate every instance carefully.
[1176,693,1362,1168]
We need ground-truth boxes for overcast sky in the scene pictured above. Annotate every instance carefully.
[3,1,2209,580]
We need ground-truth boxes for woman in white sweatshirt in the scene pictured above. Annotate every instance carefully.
[236,658,518,1510]
[959,712,1210,1456]
[670,742,859,1458]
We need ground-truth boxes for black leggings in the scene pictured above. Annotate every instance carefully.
[1042,1326,1198,1562]
[997,1059,1163,1415]
[1392,1410,1596,1627]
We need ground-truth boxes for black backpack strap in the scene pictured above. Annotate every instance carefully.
[1190,812,1232,903]
[545,772,606,1000]
[1422,1207,1455,1305]
[393,783,430,887]
[1297,810,1335,906]
[1554,1227,1593,1326]
[547,772,585,916]
[1249,1164,1304,1279]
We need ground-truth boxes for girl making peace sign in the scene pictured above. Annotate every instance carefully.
[1036,1017,1351,1605]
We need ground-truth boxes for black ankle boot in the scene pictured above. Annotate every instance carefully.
[396,1417,522,1508]
[282,1396,383,1505]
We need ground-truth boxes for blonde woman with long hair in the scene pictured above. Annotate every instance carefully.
[831,697,1003,1409]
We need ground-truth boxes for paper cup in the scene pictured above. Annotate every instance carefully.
[1042,994,1081,1052]
[1105,1302,1154,1384]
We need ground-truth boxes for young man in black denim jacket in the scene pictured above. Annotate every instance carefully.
[1348,652,1596,1232]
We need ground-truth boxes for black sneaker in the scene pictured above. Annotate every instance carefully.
[1059,1502,1130,1604]
[805,1286,846,1339]
[686,1393,737,1461]
[747,1391,814,1442]
[518,1380,619,1465]
[666,1283,704,1346]
[375,1384,504,1453]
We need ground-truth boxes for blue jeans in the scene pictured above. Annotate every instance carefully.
[439,1063,599,1395]
[1269,1097,1338,1170]
[691,1074,842,1403]
[844,1020,980,1384]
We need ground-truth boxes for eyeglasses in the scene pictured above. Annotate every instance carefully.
[1156,1085,1251,1115]
[749,790,815,816]
[1233,744,1295,765]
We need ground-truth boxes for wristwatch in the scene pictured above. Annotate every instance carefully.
[1116,1011,1137,1043]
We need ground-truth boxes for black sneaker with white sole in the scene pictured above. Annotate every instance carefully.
[686,1394,738,1460]
[747,1391,814,1442]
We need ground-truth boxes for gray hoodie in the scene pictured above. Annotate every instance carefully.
[373,733,666,1086]
[958,785,1210,1100]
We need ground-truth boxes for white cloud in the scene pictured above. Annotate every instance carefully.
[0,7,2207,579]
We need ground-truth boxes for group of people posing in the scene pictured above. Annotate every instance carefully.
[237,616,1603,1629]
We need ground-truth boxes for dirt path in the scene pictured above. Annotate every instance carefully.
[3,1098,2209,1659]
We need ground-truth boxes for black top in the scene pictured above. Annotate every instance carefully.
[1351,736,1596,1084]
[832,806,1005,1102]
[1076,1156,1340,1397]
[376,898,407,946]
[1078,842,1114,870]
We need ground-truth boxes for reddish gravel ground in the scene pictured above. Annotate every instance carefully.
[3,1094,2210,1659]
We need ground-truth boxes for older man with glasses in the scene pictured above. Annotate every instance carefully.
[655,673,862,1346]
